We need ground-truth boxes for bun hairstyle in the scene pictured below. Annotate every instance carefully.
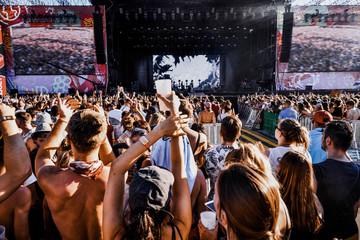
[217,164,281,240]
[279,119,310,151]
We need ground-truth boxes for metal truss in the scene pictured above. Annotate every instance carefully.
[0,0,92,5]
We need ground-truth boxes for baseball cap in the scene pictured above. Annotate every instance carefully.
[204,102,211,108]
[314,110,333,124]
[129,166,174,212]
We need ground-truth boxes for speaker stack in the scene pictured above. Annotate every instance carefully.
[93,12,106,64]
[280,12,294,62]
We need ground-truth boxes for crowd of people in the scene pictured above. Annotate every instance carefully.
[288,26,360,72]
[238,91,360,120]
[12,27,96,75]
[0,88,359,240]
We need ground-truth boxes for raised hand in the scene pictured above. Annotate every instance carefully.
[57,93,80,122]
[157,115,189,137]
[93,104,105,118]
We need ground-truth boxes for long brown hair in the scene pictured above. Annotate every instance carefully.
[277,151,321,233]
[278,119,310,151]
[217,164,281,240]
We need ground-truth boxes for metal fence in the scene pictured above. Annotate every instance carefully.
[203,123,222,145]
[238,107,360,161]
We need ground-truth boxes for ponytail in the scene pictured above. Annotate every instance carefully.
[126,210,161,240]
[297,126,310,151]
[280,119,310,151]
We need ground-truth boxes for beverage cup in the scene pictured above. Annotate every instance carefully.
[155,79,172,112]
[200,211,217,230]
[0,225,6,240]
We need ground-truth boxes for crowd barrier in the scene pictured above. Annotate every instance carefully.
[203,123,222,145]
[238,104,252,120]
[204,108,360,161]
[299,117,314,131]
[263,111,279,134]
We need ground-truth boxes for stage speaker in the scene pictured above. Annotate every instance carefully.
[68,88,76,95]
[10,89,18,95]
[280,12,294,62]
[93,12,106,64]
[305,85,313,91]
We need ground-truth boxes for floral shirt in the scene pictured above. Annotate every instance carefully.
[204,145,236,201]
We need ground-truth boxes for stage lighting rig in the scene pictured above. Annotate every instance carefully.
[144,11,148,20]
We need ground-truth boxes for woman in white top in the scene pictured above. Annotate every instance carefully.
[256,118,311,174]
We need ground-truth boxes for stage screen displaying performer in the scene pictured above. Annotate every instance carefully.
[153,55,220,91]
[12,26,96,75]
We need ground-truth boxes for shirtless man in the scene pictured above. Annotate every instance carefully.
[35,95,115,240]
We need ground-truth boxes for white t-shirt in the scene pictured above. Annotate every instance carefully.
[268,146,312,174]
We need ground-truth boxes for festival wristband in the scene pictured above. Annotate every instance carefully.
[139,136,151,150]
[0,116,15,121]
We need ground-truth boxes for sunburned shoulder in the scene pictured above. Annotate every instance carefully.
[38,165,110,192]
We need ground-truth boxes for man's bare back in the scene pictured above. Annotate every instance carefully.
[38,165,110,240]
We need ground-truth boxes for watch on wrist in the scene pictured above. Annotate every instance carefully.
[0,116,15,121]
[139,136,151,150]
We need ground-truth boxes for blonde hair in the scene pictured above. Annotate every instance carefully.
[225,143,272,176]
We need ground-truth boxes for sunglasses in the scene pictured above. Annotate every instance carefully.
[133,128,148,136]
[275,124,281,131]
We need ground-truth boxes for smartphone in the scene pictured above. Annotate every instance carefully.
[205,200,216,212]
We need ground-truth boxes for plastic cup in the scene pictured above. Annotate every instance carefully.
[200,211,217,230]
[155,79,172,112]
[0,225,6,240]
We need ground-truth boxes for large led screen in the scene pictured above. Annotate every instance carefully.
[12,27,96,75]
[286,6,360,73]
[288,25,360,72]
[153,55,220,91]
[276,6,360,90]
